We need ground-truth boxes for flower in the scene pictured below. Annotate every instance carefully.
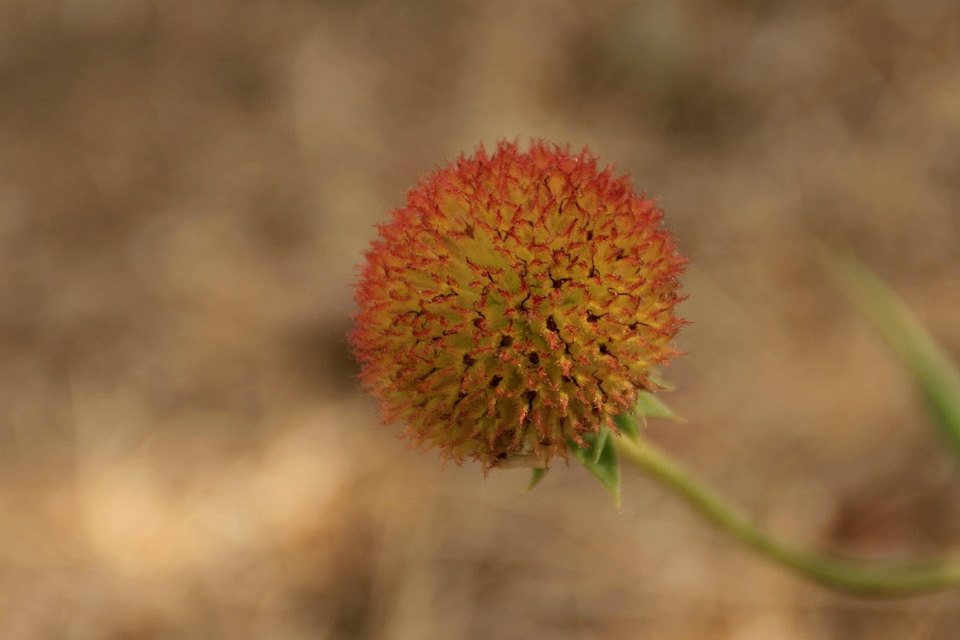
[351,140,685,470]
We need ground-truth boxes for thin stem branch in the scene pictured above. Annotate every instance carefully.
[614,434,960,596]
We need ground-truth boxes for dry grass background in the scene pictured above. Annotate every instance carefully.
[0,0,959,637]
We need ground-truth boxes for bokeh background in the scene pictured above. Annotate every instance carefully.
[1,0,959,637]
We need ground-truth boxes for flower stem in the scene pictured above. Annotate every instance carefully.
[614,434,960,596]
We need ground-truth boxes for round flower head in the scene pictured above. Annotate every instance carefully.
[351,140,685,470]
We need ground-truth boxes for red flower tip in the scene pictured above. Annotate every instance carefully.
[351,140,686,470]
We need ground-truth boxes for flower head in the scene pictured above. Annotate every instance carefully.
[351,140,685,470]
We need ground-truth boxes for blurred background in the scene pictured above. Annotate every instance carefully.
[0,0,958,637]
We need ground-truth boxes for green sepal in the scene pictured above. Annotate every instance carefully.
[592,427,610,463]
[827,252,960,464]
[569,427,621,509]
[636,390,684,423]
[613,394,683,443]
[526,467,548,493]
[613,411,640,441]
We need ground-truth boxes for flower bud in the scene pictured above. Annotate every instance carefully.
[351,141,685,470]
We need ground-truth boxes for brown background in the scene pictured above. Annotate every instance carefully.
[1,0,959,638]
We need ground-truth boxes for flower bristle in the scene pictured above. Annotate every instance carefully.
[351,140,686,470]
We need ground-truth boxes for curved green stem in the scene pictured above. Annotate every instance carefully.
[614,434,960,596]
